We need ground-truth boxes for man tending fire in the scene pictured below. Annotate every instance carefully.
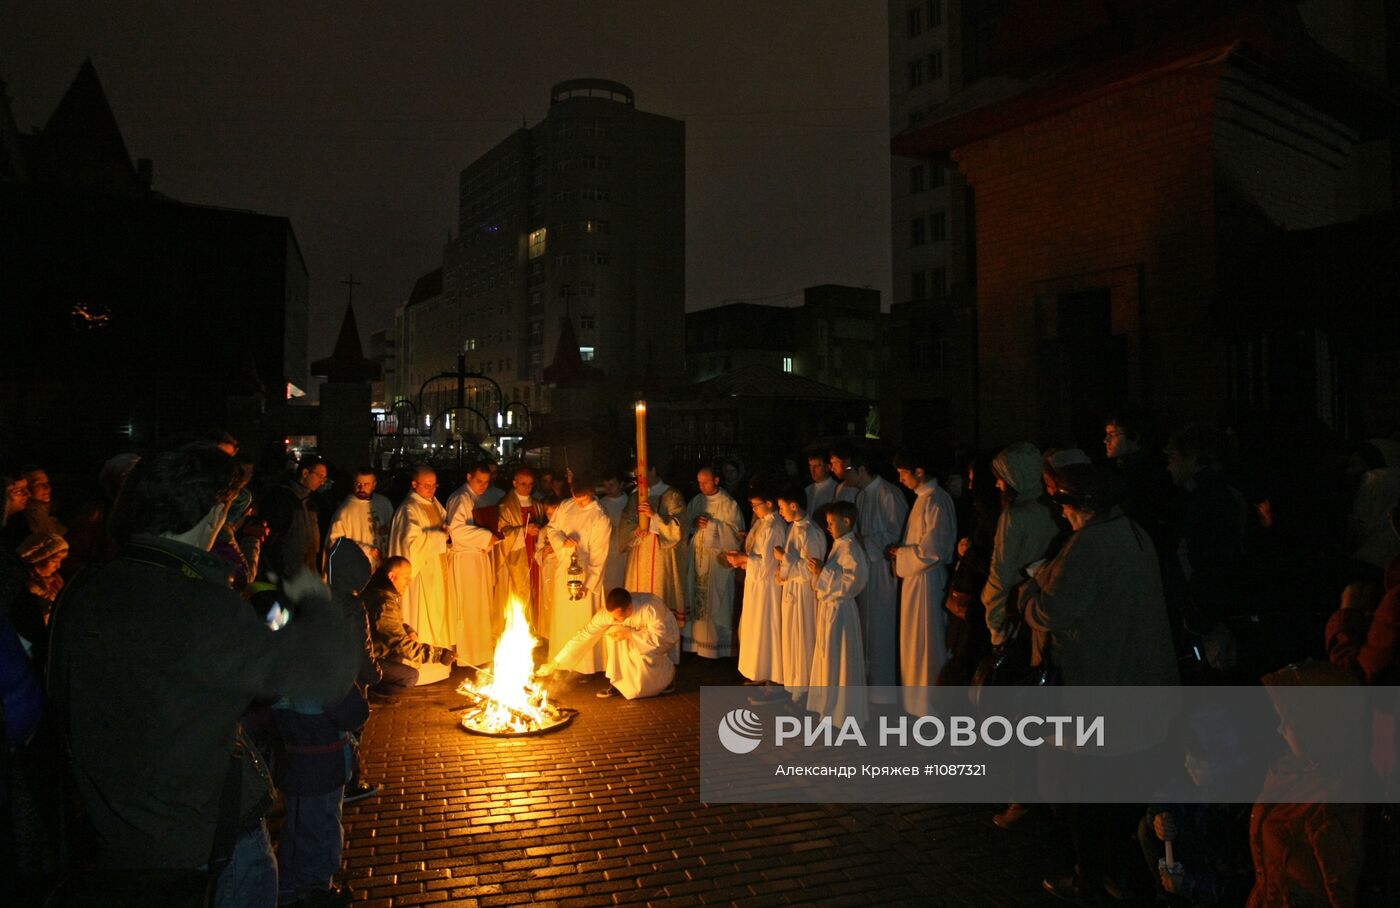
[535,588,679,700]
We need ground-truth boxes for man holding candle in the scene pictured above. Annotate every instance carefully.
[619,461,688,656]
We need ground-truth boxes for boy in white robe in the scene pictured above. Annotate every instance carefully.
[805,501,868,727]
[444,463,500,667]
[729,485,787,687]
[387,466,450,644]
[536,589,678,699]
[598,469,630,598]
[684,467,744,659]
[544,471,612,674]
[775,486,825,703]
[833,445,909,702]
[886,451,957,715]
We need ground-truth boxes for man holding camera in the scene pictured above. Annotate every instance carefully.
[48,444,365,907]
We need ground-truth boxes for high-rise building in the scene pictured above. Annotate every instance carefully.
[885,0,978,448]
[400,78,684,421]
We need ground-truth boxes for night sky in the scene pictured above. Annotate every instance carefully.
[3,2,893,370]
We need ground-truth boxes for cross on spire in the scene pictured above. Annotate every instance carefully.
[341,274,362,306]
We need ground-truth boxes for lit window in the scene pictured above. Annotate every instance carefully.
[579,346,595,362]
[528,228,547,259]
[782,356,793,373]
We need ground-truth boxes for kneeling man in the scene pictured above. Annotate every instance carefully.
[536,588,679,699]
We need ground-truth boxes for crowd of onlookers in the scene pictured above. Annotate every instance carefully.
[2,409,1399,906]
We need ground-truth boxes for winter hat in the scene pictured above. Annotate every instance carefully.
[1049,463,1125,511]
[19,532,68,565]
[1049,448,1090,470]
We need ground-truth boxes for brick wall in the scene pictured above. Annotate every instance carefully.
[954,66,1224,448]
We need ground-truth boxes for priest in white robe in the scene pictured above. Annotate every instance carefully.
[544,470,613,673]
[805,451,838,515]
[844,453,909,703]
[619,465,688,663]
[684,467,744,659]
[536,589,678,699]
[326,468,393,571]
[888,452,957,715]
[445,463,500,666]
[387,466,450,646]
[828,444,863,505]
[495,465,545,626]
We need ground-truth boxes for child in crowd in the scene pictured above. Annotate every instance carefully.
[805,500,868,727]
[774,487,826,704]
[729,484,788,696]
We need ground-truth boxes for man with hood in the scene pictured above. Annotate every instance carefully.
[981,442,1060,646]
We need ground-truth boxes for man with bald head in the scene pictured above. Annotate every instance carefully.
[684,466,745,659]
[387,465,451,655]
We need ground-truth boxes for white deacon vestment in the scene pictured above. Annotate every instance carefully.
[684,489,745,658]
[892,479,957,714]
[854,474,909,701]
[544,497,613,673]
[806,477,837,516]
[598,493,629,596]
[326,493,393,570]
[736,511,787,683]
[777,516,826,697]
[806,534,869,727]
[444,482,498,666]
[619,481,688,665]
[387,491,450,646]
[550,593,679,699]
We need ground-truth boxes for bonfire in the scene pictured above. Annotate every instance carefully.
[456,595,575,736]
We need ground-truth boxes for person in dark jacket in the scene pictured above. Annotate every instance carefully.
[1165,425,1247,634]
[1020,463,1179,905]
[47,444,363,907]
[939,455,998,686]
[262,456,329,579]
[363,556,452,696]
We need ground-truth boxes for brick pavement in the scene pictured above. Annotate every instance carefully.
[343,657,1069,907]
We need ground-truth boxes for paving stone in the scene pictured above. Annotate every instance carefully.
[338,660,1062,906]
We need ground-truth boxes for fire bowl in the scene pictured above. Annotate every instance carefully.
[458,704,579,738]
